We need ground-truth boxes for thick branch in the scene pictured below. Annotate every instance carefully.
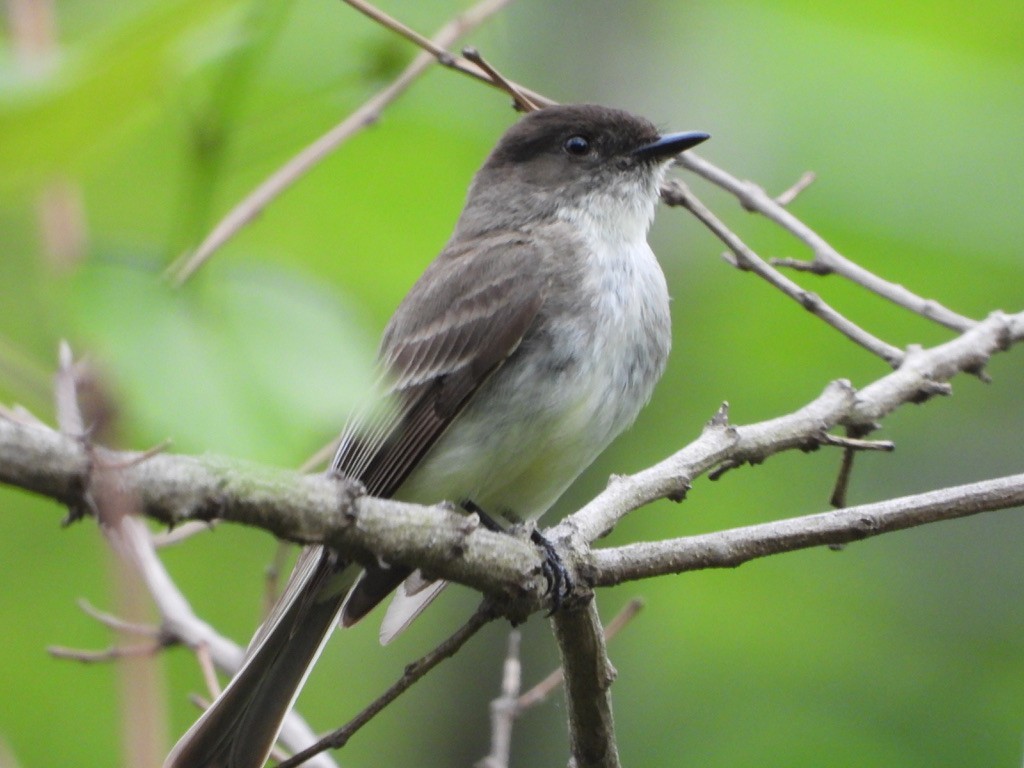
[551,600,620,768]
[0,414,547,606]
[2,306,1022,613]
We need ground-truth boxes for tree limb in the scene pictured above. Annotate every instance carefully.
[591,473,1024,586]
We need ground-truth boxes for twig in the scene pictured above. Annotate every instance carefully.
[151,520,217,547]
[195,642,222,701]
[264,541,293,619]
[660,179,906,366]
[462,47,539,112]
[342,0,551,107]
[275,603,496,768]
[76,598,160,637]
[4,313,1022,607]
[48,641,165,663]
[97,439,172,470]
[774,171,817,206]
[517,598,643,710]
[558,309,1020,546]
[168,0,520,284]
[818,434,894,452]
[676,153,977,332]
[590,472,1024,586]
[478,599,645,767]
[477,631,522,768]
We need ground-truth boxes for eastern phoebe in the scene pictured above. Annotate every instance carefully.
[165,104,708,768]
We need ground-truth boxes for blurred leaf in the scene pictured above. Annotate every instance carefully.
[66,254,377,463]
[0,0,239,194]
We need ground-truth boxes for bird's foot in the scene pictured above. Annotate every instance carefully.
[461,500,572,613]
[530,528,573,614]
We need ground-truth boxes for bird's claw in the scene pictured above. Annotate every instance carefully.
[531,529,573,614]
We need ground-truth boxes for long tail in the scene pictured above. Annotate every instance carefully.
[164,548,357,768]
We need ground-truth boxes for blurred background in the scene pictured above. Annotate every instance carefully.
[1,0,1022,765]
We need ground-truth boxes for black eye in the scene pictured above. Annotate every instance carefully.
[563,135,591,156]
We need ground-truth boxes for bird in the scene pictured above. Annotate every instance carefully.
[164,103,708,768]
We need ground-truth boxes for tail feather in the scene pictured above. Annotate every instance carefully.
[164,549,356,768]
[379,576,449,645]
[339,562,412,628]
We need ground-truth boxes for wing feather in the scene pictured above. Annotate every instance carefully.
[333,232,549,625]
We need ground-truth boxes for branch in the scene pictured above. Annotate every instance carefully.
[677,153,977,332]
[3,312,1022,611]
[0,412,548,604]
[276,603,495,768]
[479,599,644,768]
[591,473,1024,585]
[169,0,519,283]
[551,600,620,768]
[659,179,905,366]
[554,309,1023,547]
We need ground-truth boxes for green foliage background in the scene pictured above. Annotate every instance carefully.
[1,1,1022,765]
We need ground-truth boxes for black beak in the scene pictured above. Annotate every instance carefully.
[633,130,710,160]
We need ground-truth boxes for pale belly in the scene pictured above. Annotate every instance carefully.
[395,243,671,523]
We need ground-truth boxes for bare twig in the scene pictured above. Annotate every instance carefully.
[77,598,160,637]
[4,313,1022,609]
[517,598,643,710]
[478,631,522,768]
[557,309,1020,546]
[818,434,894,452]
[48,641,165,663]
[342,0,552,107]
[195,643,222,702]
[264,541,293,619]
[151,520,217,547]
[590,472,1024,586]
[676,153,977,332]
[169,0,520,284]
[774,171,817,206]
[275,603,496,768]
[479,599,644,767]
[462,47,540,112]
[660,179,906,366]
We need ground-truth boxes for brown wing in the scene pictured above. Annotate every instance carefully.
[332,230,548,498]
[334,232,548,626]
